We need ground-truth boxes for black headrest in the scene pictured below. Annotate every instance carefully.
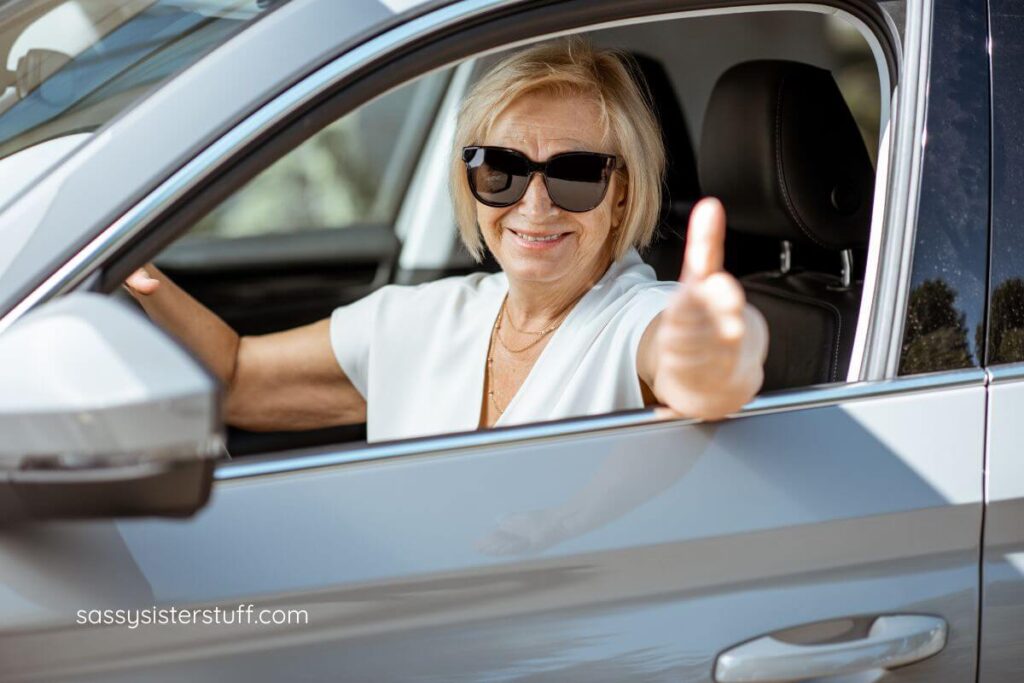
[698,60,874,251]
[627,53,701,206]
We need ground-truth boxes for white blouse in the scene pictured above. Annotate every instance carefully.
[329,248,677,442]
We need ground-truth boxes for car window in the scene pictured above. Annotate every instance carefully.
[896,1,989,375]
[0,0,292,208]
[134,7,890,456]
[984,0,1024,366]
[184,69,451,241]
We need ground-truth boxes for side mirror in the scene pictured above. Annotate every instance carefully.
[0,294,223,523]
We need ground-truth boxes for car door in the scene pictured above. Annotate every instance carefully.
[0,0,988,682]
[978,1,1024,680]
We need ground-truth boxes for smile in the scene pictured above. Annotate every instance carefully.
[507,228,572,247]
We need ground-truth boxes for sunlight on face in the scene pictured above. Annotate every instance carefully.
[477,91,627,289]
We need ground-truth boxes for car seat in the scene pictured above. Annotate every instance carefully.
[626,53,702,281]
[699,60,875,391]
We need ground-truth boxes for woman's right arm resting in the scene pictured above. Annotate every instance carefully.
[125,265,367,431]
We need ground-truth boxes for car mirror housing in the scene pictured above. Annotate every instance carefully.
[0,293,223,523]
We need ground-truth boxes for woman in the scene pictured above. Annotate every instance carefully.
[126,36,768,443]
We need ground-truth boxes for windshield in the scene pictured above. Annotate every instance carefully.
[0,0,287,206]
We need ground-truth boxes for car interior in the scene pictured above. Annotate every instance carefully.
[134,8,887,457]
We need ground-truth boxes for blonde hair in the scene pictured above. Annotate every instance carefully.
[450,35,666,262]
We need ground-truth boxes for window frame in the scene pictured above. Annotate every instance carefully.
[9,0,960,478]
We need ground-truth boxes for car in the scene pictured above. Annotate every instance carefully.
[0,0,1019,681]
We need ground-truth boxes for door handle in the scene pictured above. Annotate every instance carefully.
[713,614,947,682]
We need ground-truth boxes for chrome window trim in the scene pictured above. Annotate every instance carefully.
[986,362,1024,385]
[216,367,985,480]
[859,0,933,379]
[0,0,524,336]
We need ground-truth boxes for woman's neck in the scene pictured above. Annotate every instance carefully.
[504,255,613,329]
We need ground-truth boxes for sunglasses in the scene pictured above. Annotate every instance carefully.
[462,145,623,213]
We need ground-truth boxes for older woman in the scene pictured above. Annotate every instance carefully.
[126,37,768,443]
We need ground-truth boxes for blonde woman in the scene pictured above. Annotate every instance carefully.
[126,36,768,443]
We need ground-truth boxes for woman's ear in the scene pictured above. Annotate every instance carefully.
[611,173,628,228]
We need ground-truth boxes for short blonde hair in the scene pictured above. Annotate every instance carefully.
[450,35,666,262]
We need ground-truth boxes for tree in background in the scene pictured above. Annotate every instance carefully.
[983,278,1024,364]
[900,279,973,374]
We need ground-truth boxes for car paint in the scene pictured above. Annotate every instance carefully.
[0,0,1017,680]
[0,372,986,681]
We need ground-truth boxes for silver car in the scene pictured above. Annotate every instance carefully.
[0,0,1020,681]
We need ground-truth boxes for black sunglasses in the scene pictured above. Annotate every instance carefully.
[462,145,623,213]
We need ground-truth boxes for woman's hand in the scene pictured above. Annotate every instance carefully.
[123,265,160,297]
[648,197,768,420]
[119,262,365,429]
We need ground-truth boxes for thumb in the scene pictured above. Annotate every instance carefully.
[680,197,727,283]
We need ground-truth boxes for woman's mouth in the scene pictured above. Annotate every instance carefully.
[506,228,572,249]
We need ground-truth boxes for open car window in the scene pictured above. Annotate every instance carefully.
[184,68,451,241]
[135,5,889,457]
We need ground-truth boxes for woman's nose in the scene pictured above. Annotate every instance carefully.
[517,172,558,216]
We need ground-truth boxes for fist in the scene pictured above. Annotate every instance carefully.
[653,198,767,419]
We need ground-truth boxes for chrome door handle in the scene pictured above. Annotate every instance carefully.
[713,615,947,682]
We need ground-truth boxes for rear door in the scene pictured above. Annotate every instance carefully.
[978,1,1024,680]
[0,0,989,682]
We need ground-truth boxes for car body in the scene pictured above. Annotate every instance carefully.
[0,0,1021,681]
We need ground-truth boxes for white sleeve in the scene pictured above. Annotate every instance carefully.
[329,287,391,399]
[624,283,676,366]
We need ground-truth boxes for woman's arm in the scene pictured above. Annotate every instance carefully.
[126,265,366,430]
[637,198,768,419]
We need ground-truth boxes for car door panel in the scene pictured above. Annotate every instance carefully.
[979,368,1024,682]
[0,377,983,681]
[156,225,399,335]
[0,0,990,681]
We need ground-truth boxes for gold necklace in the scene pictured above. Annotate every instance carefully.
[503,300,571,335]
[486,310,508,416]
[486,293,580,416]
[494,295,572,354]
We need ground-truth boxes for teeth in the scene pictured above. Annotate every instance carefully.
[513,230,563,242]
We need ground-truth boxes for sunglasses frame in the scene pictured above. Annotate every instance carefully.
[462,145,624,213]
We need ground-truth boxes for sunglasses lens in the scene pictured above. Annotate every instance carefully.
[545,153,611,212]
[465,148,529,206]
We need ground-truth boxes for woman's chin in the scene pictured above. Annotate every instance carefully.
[501,259,569,284]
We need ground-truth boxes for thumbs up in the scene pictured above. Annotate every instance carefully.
[651,197,767,419]
[680,197,726,282]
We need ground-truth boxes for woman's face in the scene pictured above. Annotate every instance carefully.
[477,90,627,289]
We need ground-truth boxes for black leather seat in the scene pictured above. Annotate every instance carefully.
[699,60,875,391]
[626,53,702,281]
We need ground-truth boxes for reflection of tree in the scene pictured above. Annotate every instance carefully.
[985,278,1024,364]
[900,279,974,374]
